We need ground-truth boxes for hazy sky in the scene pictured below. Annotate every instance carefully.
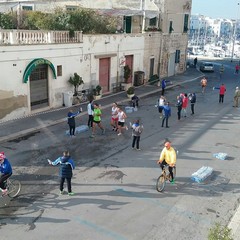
[191,0,240,19]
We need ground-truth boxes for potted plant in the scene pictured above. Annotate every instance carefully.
[93,85,102,100]
[126,86,135,99]
[68,73,84,96]
[124,65,131,83]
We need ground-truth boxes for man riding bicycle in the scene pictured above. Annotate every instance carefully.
[0,152,12,195]
[157,141,177,183]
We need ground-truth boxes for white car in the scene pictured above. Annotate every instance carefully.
[200,62,214,72]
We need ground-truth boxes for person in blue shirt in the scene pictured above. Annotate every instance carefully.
[161,79,167,96]
[161,102,171,128]
[67,108,82,137]
[48,151,75,196]
[0,152,12,195]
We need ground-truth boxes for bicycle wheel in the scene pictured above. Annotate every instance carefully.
[156,174,166,192]
[7,179,21,198]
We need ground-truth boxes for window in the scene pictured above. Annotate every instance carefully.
[175,50,180,63]
[22,6,33,11]
[66,6,78,11]
[149,17,157,26]
[169,21,174,33]
[57,65,62,77]
[183,14,189,32]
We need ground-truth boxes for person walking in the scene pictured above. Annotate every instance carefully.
[188,92,196,115]
[219,64,224,79]
[194,57,198,67]
[67,108,82,137]
[182,93,189,117]
[161,79,167,96]
[233,87,240,107]
[157,140,177,184]
[235,64,239,74]
[219,83,226,103]
[87,99,94,129]
[130,120,143,150]
[91,103,105,137]
[48,151,75,196]
[117,107,128,136]
[110,102,119,131]
[176,95,183,120]
[201,77,207,94]
[162,102,171,128]
[158,95,166,118]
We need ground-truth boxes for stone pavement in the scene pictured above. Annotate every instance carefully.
[0,68,202,143]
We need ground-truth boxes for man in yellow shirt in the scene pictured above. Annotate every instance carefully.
[157,141,177,183]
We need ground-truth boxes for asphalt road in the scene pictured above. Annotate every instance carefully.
[0,60,240,240]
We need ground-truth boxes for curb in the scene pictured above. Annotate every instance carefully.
[228,204,240,240]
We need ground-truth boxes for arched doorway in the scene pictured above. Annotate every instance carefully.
[23,58,56,110]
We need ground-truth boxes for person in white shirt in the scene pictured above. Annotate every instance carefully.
[87,99,94,128]
[110,102,119,131]
[158,95,166,118]
[117,107,128,136]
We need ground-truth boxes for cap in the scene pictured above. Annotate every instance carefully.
[0,152,6,160]
[164,142,171,148]
[236,87,239,90]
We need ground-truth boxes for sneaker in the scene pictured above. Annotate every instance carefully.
[129,122,132,127]
[102,129,105,135]
[136,148,141,151]
[90,135,95,138]
[118,133,122,136]
[60,190,64,195]
[170,179,175,184]
[68,192,75,196]
[126,126,128,131]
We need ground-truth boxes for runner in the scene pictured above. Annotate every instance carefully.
[110,102,119,131]
[117,107,128,136]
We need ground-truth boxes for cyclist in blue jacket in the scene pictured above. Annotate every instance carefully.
[0,152,12,195]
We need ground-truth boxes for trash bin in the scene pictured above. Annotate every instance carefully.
[134,71,145,86]
[63,91,73,107]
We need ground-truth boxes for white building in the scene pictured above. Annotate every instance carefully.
[0,0,191,122]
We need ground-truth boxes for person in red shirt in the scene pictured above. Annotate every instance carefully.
[219,83,226,103]
[182,93,189,117]
[235,64,239,74]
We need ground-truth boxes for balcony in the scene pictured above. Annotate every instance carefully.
[0,30,83,45]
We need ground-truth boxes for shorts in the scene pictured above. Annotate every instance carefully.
[111,117,118,122]
[93,120,101,124]
[158,106,163,113]
[118,121,125,127]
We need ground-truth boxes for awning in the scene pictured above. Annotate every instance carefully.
[23,58,56,83]
[82,0,160,18]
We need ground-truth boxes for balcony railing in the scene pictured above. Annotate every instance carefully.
[0,30,83,45]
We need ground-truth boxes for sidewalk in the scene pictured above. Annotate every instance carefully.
[0,68,202,143]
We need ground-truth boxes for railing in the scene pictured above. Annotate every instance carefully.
[0,30,83,45]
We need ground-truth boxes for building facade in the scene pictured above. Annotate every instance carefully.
[0,0,191,122]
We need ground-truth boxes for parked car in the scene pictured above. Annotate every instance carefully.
[200,62,214,72]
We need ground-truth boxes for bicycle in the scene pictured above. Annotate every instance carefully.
[156,164,176,192]
[1,178,21,198]
[77,90,88,103]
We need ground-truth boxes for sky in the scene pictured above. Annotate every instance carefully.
[191,0,240,19]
